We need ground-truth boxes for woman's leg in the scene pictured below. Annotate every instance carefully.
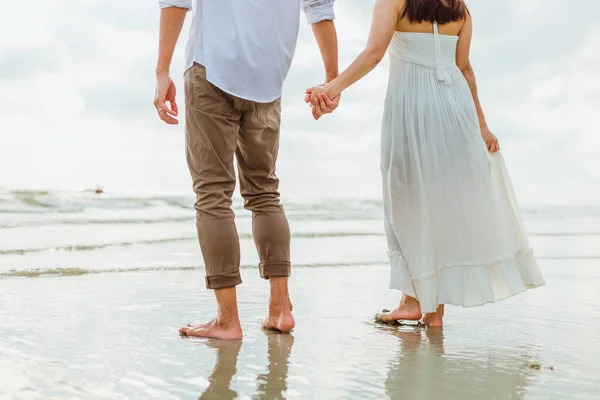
[421,305,444,327]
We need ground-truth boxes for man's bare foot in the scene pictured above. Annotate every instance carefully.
[421,305,444,327]
[179,318,243,340]
[263,308,295,332]
[377,294,422,323]
[263,277,295,332]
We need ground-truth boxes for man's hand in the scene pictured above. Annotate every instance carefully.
[304,86,340,120]
[154,73,179,125]
[154,6,187,124]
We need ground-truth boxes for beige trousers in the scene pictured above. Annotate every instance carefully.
[184,63,291,289]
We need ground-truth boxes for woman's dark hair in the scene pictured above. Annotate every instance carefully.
[401,0,469,24]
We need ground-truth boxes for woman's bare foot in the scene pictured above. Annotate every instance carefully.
[179,318,243,340]
[377,294,422,323]
[421,305,444,327]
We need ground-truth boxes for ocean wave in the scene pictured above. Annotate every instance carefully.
[0,189,383,219]
[0,216,196,228]
[0,190,191,213]
[0,237,196,255]
[0,232,389,255]
[2,255,598,279]
[0,261,385,279]
[3,229,599,255]
[3,189,600,232]
[0,214,376,229]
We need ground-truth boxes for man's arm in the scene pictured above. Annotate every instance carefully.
[303,0,338,82]
[311,23,338,83]
[154,2,190,125]
[302,0,339,119]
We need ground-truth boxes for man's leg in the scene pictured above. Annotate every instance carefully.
[236,98,294,332]
[179,63,243,340]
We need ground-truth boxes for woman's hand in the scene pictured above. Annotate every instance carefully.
[304,85,340,120]
[481,125,500,152]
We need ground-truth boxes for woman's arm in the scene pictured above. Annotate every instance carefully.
[456,15,498,152]
[311,0,399,102]
[456,15,485,127]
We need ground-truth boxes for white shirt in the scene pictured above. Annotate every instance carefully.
[159,0,335,103]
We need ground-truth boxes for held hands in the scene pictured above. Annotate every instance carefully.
[154,73,179,125]
[481,125,500,153]
[304,85,340,120]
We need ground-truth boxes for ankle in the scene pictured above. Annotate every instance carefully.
[269,277,288,292]
[400,295,420,308]
[268,277,291,311]
[269,299,291,314]
[216,312,240,327]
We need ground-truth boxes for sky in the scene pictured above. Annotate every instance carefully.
[0,0,598,205]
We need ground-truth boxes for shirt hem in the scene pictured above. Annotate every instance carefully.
[184,61,282,104]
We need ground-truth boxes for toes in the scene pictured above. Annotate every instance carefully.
[376,313,394,322]
[375,313,394,324]
[181,327,203,337]
[179,323,195,335]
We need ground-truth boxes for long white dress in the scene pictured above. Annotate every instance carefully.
[381,22,545,313]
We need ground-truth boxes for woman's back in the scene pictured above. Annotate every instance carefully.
[385,0,469,84]
[396,18,464,37]
[395,0,467,33]
[388,24,459,71]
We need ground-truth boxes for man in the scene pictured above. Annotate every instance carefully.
[154,0,340,340]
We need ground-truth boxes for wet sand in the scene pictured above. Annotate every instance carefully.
[1,260,598,399]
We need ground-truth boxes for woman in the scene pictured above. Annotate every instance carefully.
[307,0,545,326]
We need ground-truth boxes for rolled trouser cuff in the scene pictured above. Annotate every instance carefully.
[205,271,243,289]
[259,261,291,279]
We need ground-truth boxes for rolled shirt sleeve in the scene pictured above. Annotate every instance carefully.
[302,0,335,24]
[159,0,192,10]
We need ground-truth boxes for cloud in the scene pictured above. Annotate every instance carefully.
[0,45,64,80]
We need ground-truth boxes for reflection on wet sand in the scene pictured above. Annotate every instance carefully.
[198,332,294,400]
[255,333,294,400]
[199,339,242,400]
[384,327,537,400]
